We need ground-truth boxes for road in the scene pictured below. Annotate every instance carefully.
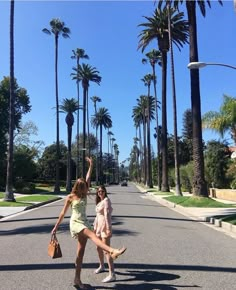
[0,183,236,290]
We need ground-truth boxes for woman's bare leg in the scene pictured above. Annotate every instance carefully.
[94,237,105,274]
[74,234,87,289]
[103,237,115,275]
[96,241,104,267]
[82,228,126,260]
[82,228,113,253]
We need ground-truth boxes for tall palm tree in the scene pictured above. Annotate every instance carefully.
[133,136,140,182]
[5,0,16,202]
[142,49,162,190]
[138,6,188,192]
[111,137,116,183]
[159,0,223,196]
[133,95,156,185]
[107,129,114,183]
[71,63,101,177]
[42,18,70,193]
[202,95,236,144]
[167,3,186,196]
[113,143,119,183]
[91,95,102,184]
[71,48,89,178]
[132,111,143,183]
[91,107,112,184]
[59,98,79,192]
[141,74,154,188]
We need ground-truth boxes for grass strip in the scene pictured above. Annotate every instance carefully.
[164,196,236,208]
[16,195,60,202]
[0,194,61,207]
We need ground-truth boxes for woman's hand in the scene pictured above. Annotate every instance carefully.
[86,157,93,164]
[106,230,112,238]
[51,227,57,235]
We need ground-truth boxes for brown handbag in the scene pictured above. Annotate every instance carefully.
[48,233,62,259]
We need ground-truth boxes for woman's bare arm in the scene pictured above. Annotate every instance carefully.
[51,195,72,234]
[85,157,93,186]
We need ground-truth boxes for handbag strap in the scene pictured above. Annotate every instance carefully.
[51,233,58,242]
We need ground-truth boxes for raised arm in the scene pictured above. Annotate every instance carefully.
[85,157,93,186]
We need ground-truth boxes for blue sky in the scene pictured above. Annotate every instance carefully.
[0,1,235,164]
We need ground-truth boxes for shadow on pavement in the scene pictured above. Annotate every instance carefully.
[1,262,235,273]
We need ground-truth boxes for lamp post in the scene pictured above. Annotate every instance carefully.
[188,62,236,70]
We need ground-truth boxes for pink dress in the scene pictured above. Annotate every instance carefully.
[94,197,113,238]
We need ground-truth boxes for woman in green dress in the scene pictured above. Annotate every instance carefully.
[51,157,126,289]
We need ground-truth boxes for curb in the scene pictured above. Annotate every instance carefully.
[24,197,62,211]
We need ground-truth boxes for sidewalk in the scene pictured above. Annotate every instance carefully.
[0,193,63,220]
[137,185,236,238]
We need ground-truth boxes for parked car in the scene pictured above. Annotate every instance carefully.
[121,180,128,186]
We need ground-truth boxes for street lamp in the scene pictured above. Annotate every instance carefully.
[188,61,236,70]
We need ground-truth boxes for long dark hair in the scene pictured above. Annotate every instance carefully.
[95,185,108,205]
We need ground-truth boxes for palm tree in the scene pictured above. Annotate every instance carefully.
[202,95,236,144]
[113,143,119,183]
[141,74,155,188]
[91,107,112,184]
[5,0,16,202]
[167,3,185,196]
[91,95,102,184]
[71,63,101,177]
[133,95,156,185]
[142,49,162,190]
[138,6,188,192]
[42,18,70,193]
[59,98,79,192]
[107,129,114,183]
[158,0,223,196]
[132,111,143,183]
[71,48,89,178]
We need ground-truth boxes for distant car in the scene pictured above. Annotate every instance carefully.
[121,180,128,186]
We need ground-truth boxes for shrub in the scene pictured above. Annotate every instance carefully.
[15,181,35,194]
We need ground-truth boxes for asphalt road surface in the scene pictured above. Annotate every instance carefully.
[0,183,236,290]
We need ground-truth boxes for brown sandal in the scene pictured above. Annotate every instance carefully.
[110,247,127,260]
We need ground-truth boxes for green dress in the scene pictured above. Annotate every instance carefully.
[70,198,91,239]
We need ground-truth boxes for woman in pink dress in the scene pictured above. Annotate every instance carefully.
[93,185,116,283]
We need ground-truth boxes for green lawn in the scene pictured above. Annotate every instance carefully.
[0,193,61,207]
[164,196,236,208]
[152,190,173,195]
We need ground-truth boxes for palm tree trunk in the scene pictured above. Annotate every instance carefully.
[187,1,208,197]
[152,64,161,191]
[143,116,147,185]
[99,124,103,184]
[86,90,91,157]
[147,90,153,188]
[76,59,80,179]
[138,125,143,183]
[161,51,169,192]
[66,124,72,192]
[5,0,15,202]
[82,85,87,178]
[54,35,60,193]
[168,3,182,196]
